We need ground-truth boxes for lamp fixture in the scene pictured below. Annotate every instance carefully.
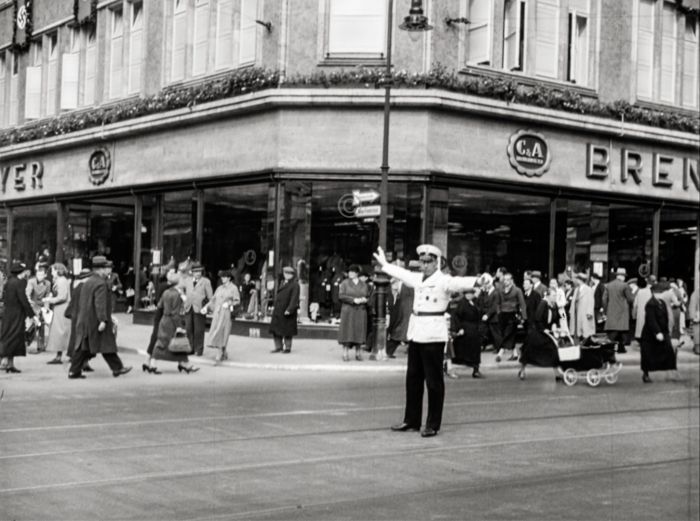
[255,19,272,32]
[399,0,433,32]
[445,17,471,27]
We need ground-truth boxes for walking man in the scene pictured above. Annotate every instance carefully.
[189,262,213,356]
[494,272,527,362]
[25,262,51,352]
[374,245,477,438]
[477,273,501,351]
[0,261,39,373]
[68,256,132,379]
[604,267,634,353]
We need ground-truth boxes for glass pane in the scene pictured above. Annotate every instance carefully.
[659,208,698,292]
[12,203,57,265]
[163,190,196,265]
[447,188,551,281]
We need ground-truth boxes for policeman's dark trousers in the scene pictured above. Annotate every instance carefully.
[272,335,293,352]
[403,341,445,431]
[69,342,123,375]
[192,312,207,355]
[499,312,518,351]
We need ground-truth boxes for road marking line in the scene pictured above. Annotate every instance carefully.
[0,424,696,495]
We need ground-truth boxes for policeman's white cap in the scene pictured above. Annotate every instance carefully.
[417,244,442,259]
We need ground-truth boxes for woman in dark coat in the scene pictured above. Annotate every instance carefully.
[518,289,561,381]
[0,262,36,373]
[337,265,369,362]
[640,283,677,383]
[64,269,93,370]
[449,289,483,378]
[149,271,198,374]
[269,266,300,353]
[143,265,174,373]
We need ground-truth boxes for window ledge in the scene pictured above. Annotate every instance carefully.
[164,65,257,91]
[318,54,386,68]
[461,65,599,99]
[635,99,699,118]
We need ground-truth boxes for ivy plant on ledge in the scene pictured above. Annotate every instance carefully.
[1,66,698,148]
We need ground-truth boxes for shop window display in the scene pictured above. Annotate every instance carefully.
[659,208,699,290]
[163,190,196,265]
[446,188,551,281]
[11,203,57,266]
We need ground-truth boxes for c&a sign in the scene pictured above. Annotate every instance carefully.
[507,130,552,177]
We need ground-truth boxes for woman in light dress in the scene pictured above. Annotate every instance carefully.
[203,270,240,363]
[44,263,72,365]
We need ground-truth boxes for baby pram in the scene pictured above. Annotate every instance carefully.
[545,331,622,387]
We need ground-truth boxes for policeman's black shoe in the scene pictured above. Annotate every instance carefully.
[68,372,85,379]
[390,423,420,432]
[421,427,438,438]
[113,366,132,378]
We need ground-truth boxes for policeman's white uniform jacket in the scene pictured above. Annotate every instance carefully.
[381,264,478,343]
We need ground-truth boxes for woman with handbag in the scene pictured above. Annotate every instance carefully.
[146,270,199,374]
[44,263,72,364]
[204,270,240,364]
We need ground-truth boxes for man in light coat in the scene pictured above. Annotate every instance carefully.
[189,262,213,356]
[632,276,655,342]
[569,273,595,340]
[604,267,634,353]
[375,244,477,438]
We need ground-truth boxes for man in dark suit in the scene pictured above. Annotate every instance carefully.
[68,256,132,379]
[604,267,635,353]
[523,277,543,333]
[477,273,501,351]
[590,272,607,333]
[386,260,417,358]
[531,271,547,299]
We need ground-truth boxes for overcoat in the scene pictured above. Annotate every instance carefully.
[207,282,240,349]
[477,288,499,324]
[524,290,542,329]
[632,287,652,339]
[569,284,595,339]
[154,285,188,362]
[269,278,300,338]
[74,274,117,355]
[520,300,559,367]
[640,297,676,372]
[449,297,481,367]
[45,276,71,353]
[0,276,35,358]
[338,278,369,345]
[388,281,413,343]
[604,279,634,331]
[64,280,86,359]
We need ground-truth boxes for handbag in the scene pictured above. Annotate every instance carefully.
[167,328,191,353]
[41,307,54,325]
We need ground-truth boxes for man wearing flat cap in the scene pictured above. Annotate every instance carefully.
[374,244,477,438]
[68,256,132,379]
[603,267,634,353]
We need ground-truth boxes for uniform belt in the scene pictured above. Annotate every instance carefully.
[412,311,446,317]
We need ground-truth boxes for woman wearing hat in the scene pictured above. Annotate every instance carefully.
[640,283,678,383]
[43,263,72,365]
[518,289,562,381]
[269,266,300,353]
[337,265,370,362]
[203,270,240,363]
[1,262,38,373]
[448,288,483,378]
[148,270,199,374]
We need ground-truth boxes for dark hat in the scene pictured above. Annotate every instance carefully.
[10,260,28,274]
[76,268,92,280]
[575,272,589,282]
[91,255,112,268]
[282,266,296,275]
[615,267,627,276]
[650,282,668,293]
[218,269,233,279]
[178,259,193,272]
[531,270,542,279]
[347,264,361,274]
[191,261,204,272]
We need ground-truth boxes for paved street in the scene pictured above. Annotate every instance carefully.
[1,350,698,521]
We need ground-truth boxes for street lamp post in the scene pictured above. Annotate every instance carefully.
[372,0,432,360]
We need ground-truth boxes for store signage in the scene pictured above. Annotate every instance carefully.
[586,144,699,191]
[352,189,380,205]
[89,148,111,185]
[507,130,551,177]
[1,161,43,193]
[355,205,381,218]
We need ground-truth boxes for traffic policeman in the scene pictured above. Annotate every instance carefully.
[374,244,477,437]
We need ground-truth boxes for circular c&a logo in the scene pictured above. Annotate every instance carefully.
[89,148,111,186]
[507,130,552,177]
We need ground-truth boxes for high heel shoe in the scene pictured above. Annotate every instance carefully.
[178,364,199,374]
[142,364,162,375]
[517,368,525,380]
[5,367,21,374]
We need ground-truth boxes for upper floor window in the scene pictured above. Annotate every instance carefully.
[61,28,81,111]
[660,1,677,103]
[129,1,144,93]
[467,0,492,65]
[169,0,259,83]
[534,0,560,78]
[682,17,699,107]
[25,40,42,119]
[46,32,59,116]
[326,0,387,57]
[109,6,125,98]
[9,51,19,126]
[503,0,526,71]
[567,0,590,86]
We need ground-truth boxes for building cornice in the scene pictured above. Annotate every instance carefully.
[0,88,697,160]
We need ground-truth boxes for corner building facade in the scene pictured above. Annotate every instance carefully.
[0,0,698,333]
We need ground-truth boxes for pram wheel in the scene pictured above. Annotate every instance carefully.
[563,368,578,386]
[586,369,601,387]
[604,372,618,384]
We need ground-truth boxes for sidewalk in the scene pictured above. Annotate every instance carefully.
[113,313,700,373]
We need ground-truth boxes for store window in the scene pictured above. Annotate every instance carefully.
[12,204,57,265]
[0,209,8,269]
[446,188,551,281]
[163,190,196,265]
[659,208,698,291]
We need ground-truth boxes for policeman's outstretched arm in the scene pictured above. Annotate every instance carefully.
[373,247,419,288]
